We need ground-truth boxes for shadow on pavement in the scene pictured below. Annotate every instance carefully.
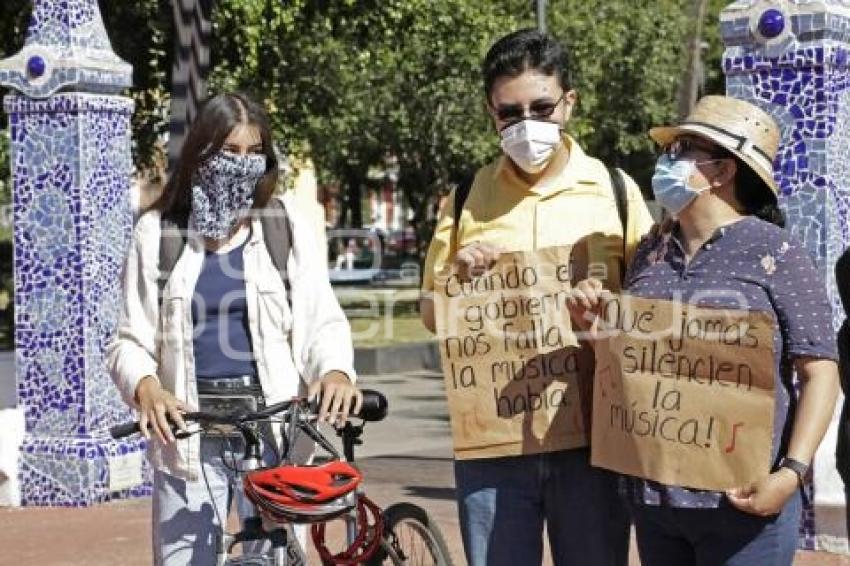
[402,485,456,501]
[363,454,453,462]
[391,409,450,421]
[398,394,446,402]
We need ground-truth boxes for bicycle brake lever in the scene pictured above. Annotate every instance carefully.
[336,421,364,440]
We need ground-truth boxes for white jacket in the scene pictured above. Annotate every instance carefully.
[106,194,356,480]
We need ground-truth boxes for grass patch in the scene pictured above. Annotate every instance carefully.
[336,287,420,319]
[349,313,434,348]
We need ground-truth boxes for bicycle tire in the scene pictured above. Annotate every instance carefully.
[365,502,454,566]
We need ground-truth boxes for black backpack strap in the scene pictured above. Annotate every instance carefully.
[608,167,628,243]
[158,211,189,304]
[607,166,629,279]
[259,198,293,295]
[450,174,474,254]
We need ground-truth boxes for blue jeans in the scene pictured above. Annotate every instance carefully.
[846,485,850,542]
[630,491,802,566]
[152,435,301,565]
[454,448,629,566]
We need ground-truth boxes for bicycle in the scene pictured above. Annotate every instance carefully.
[110,389,453,566]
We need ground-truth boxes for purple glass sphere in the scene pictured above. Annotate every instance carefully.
[758,9,785,39]
[26,55,46,79]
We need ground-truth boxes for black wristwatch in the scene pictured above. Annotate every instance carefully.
[779,457,809,486]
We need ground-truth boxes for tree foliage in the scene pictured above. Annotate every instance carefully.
[703,0,733,97]
[0,1,171,186]
[549,0,689,186]
[207,0,698,243]
[209,0,526,238]
[0,0,30,208]
[99,0,172,172]
[0,0,736,256]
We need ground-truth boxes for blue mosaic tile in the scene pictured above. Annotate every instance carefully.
[19,436,151,507]
[4,92,139,506]
[721,0,850,550]
[0,0,131,99]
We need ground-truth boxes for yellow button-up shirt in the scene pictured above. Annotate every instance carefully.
[422,136,654,292]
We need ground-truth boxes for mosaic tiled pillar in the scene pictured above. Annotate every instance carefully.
[721,0,850,552]
[0,1,148,506]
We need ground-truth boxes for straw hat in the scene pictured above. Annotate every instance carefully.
[649,95,780,197]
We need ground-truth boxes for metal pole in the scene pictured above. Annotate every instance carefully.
[536,0,547,34]
[0,0,138,506]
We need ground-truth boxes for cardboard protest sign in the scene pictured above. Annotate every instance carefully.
[591,294,776,491]
[434,246,591,460]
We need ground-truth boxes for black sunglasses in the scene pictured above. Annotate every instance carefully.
[661,138,728,161]
[494,92,566,124]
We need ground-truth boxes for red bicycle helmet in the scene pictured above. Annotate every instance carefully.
[243,461,362,524]
[312,494,384,565]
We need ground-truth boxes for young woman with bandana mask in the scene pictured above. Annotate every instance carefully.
[420,29,654,566]
[568,96,839,565]
[108,93,361,565]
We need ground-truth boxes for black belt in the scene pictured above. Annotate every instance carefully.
[196,375,261,395]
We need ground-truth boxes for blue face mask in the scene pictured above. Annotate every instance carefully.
[651,154,709,217]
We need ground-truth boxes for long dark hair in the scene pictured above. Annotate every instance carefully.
[729,156,786,228]
[155,93,279,216]
[711,145,785,228]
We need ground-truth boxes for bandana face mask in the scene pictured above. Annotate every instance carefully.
[191,151,267,240]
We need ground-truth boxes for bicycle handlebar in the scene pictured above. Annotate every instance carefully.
[109,389,388,440]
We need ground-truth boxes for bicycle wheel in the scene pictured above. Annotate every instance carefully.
[365,502,453,566]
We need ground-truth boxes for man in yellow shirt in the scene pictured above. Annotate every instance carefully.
[420,29,654,565]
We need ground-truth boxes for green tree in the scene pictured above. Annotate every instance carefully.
[209,0,380,226]
[208,0,698,253]
[703,0,733,97]
[0,1,172,191]
[100,1,172,173]
[1,0,722,259]
[208,0,525,249]
[369,1,526,253]
[0,0,30,213]
[549,0,690,190]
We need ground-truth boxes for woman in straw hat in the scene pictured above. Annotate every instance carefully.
[567,95,839,564]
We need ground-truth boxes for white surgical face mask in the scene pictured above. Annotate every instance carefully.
[499,119,562,174]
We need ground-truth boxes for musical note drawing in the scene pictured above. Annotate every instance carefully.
[724,422,744,453]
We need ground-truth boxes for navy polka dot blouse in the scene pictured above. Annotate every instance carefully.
[621,215,837,509]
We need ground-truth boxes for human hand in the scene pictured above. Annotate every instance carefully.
[134,376,188,445]
[725,469,799,517]
[453,242,503,281]
[566,278,610,334]
[308,371,363,426]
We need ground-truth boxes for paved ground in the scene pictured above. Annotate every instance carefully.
[0,369,848,564]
